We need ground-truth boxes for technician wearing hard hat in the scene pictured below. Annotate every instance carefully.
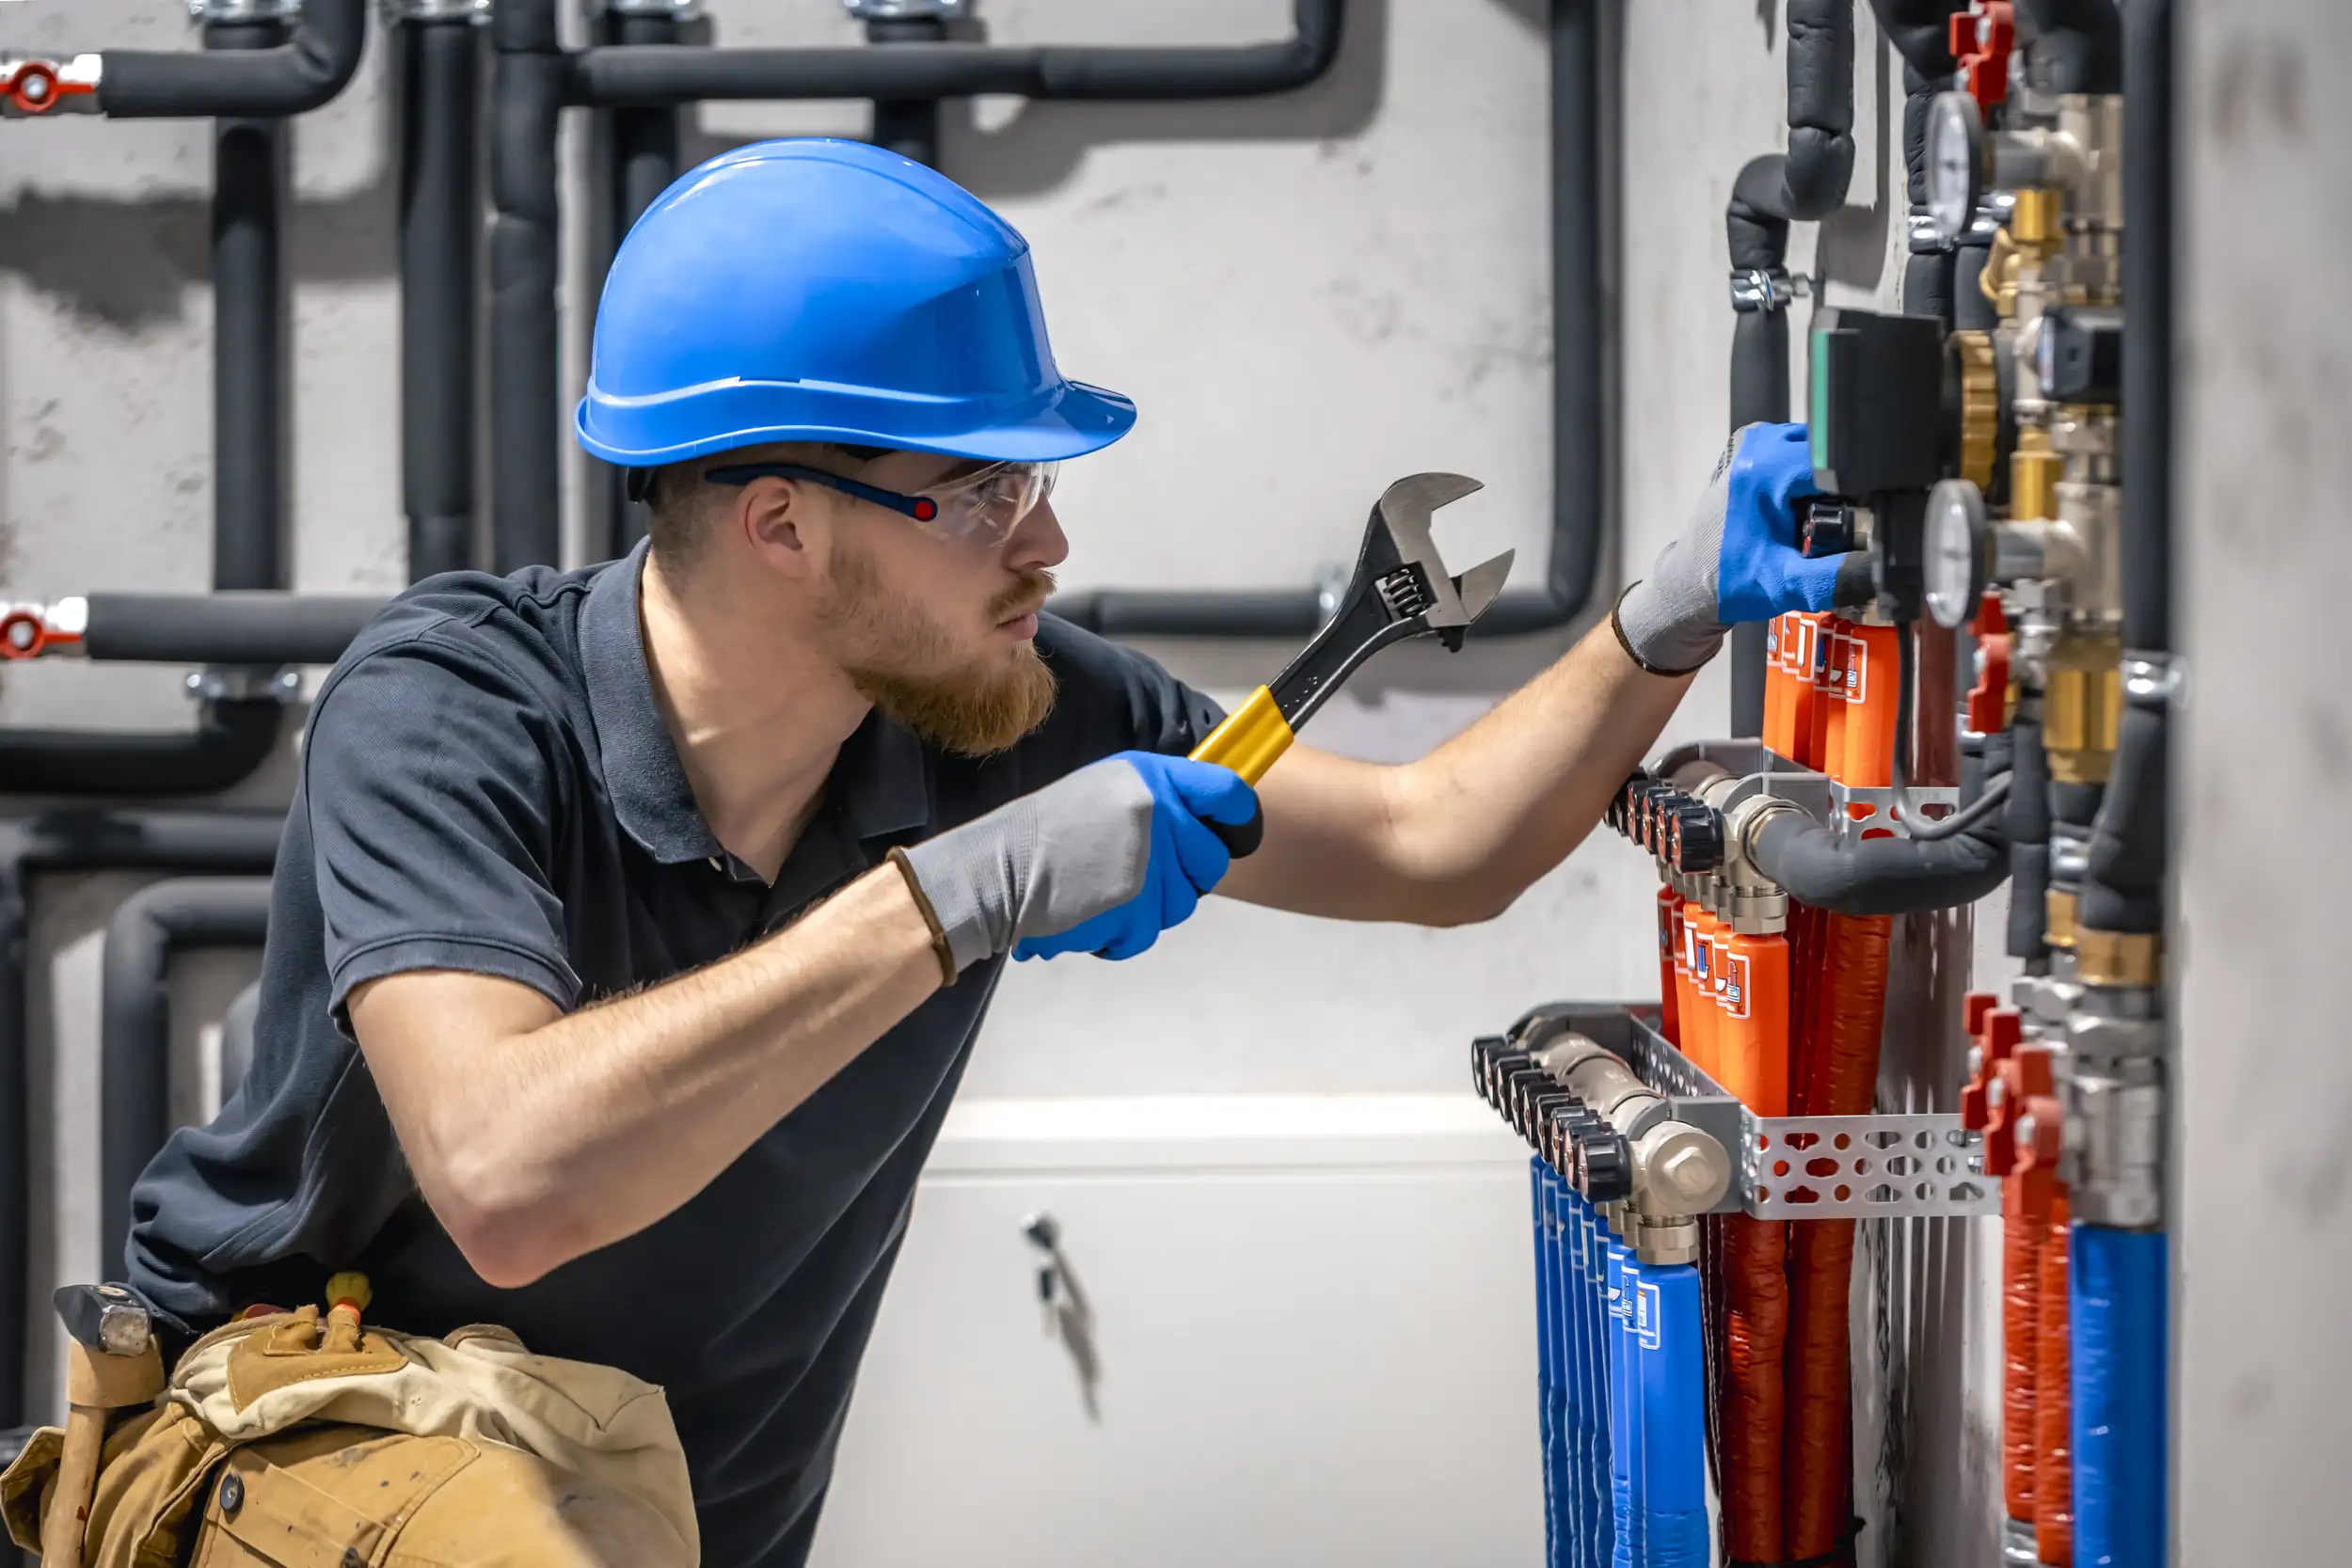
[126,142,1841,1564]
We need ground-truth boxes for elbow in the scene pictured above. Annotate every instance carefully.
[421,1145,580,1291]
[1415,870,1528,928]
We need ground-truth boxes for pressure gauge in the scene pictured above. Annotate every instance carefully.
[1924,479,1990,629]
[1925,91,1986,244]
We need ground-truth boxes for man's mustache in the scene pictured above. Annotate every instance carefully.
[988,569,1057,622]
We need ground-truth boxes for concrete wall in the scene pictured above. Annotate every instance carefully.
[2175,1,2352,1561]
[0,1,2043,1560]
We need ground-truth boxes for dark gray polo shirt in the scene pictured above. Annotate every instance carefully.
[127,540,1220,1566]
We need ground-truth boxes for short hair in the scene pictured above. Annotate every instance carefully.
[638,441,891,564]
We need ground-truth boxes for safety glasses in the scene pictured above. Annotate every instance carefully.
[703,458,1058,546]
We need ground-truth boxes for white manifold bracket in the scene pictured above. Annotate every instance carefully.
[1605,1006,1998,1221]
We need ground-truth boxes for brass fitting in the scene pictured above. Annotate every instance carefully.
[2042,627,2122,784]
[2009,186,2064,246]
[2045,886,2080,950]
[2075,928,2162,988]
[2010,426,2060,523]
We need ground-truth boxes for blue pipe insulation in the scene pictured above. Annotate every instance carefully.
[1580,1200,1612,1568]
[1552,1174,1581,1560]
[1633,1263,1710,1565]
[2072,1225,2168,1568]
[1567,1193,1597,1568]
[1609,1238,1641,1568]
[1534,1160,1561,1565]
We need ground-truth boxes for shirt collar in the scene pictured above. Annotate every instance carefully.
[580,540,934,868]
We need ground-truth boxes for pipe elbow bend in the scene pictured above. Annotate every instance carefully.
[1749,810,2009,917]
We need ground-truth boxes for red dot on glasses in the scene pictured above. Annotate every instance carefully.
[913,499,937,521]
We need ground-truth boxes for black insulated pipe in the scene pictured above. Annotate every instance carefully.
[565,0,1343,107]
[211,20,288,595]
[868,14,949,170]
[1725,0,1856,734]
[1468,0,1606,637]
[1870,0,1968,71]
[100,879,273,1279]
[1900,66,1959,327]
[95,0,364,119]
[1060,0,1605,640]
[2005,695,2053,958]
[2080,701,2163,933]
[598,3,687,561]
[0,810,285,1433]
[0,704,284,797]
[399,14,484,581]
[2119,0,2170,656]
[2077,0,2172,940]
[2016,0,2123,94]
[490,0,566,574]
[1746,728,2011,914]
[0,19,319,798]
[80,593,385,666]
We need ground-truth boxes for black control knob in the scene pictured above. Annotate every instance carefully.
[1670,803,1724,875]
[1470,1036,1508,1102]
[1801,497,1866,558]
[1579,1130,1634,1205]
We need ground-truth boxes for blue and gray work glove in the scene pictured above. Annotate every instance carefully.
[1613,421,1851,675]
[891,751,1258,979]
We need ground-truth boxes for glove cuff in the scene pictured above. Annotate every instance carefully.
[1612,580,1723,677]
[887,847,960,986]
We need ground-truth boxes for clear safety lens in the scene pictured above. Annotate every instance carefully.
[917,461,1058,543]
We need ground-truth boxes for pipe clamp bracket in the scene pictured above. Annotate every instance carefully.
[187,0,305,24]
[1729,268,1809,314]
[185,666,303,705]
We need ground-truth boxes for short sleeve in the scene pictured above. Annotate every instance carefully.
[303,628,583,1029]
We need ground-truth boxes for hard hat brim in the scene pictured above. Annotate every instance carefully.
[574,377,1136,469]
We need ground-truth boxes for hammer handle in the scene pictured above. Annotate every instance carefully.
[39,1404,104,1568]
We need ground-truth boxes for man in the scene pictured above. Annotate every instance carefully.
[126,140,1837,1563]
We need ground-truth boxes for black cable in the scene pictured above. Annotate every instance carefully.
[1887,620,2008,840]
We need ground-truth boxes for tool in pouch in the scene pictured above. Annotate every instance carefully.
[1188,472,1514,856]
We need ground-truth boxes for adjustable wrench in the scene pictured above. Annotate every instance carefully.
[1192,472,1513,853]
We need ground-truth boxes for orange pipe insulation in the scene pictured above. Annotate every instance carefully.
[2003,1161,2049,1522]
[1724,1212,1790,1562]
[1818,618,1851,780]
[1786,613,1821,766]
[2037,1190,2075,1566]
[1782,911,1890,1562]
[1657,885,1683,1045]
[1842,624,1901,790]
[1765,613,1792,753]
[1718,927,1794,1562]
[1682,901,1721,1079]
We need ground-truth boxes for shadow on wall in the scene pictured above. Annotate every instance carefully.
[1,1,1393,324]
[1817,16,1893,296]
[677,0,1394,202]
[0,86,396,333]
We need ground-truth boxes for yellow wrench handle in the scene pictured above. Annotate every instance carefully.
[1185,686,1292,860]
[1188,686,1294,784]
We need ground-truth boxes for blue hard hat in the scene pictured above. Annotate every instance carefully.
[575,138,1136,467]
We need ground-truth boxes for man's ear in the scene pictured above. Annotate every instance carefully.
[739,477,824,581]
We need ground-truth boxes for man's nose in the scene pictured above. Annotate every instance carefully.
[1003,495,1069,573]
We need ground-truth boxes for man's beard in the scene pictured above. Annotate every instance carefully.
[819,546,1058,757]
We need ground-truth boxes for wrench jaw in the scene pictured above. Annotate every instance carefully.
[1262,472,1515,728]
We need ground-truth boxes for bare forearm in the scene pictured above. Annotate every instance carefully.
[373,864,941,1283]
[1387,620,1692,916]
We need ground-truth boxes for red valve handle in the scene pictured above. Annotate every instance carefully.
[1949,3,2017,111]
